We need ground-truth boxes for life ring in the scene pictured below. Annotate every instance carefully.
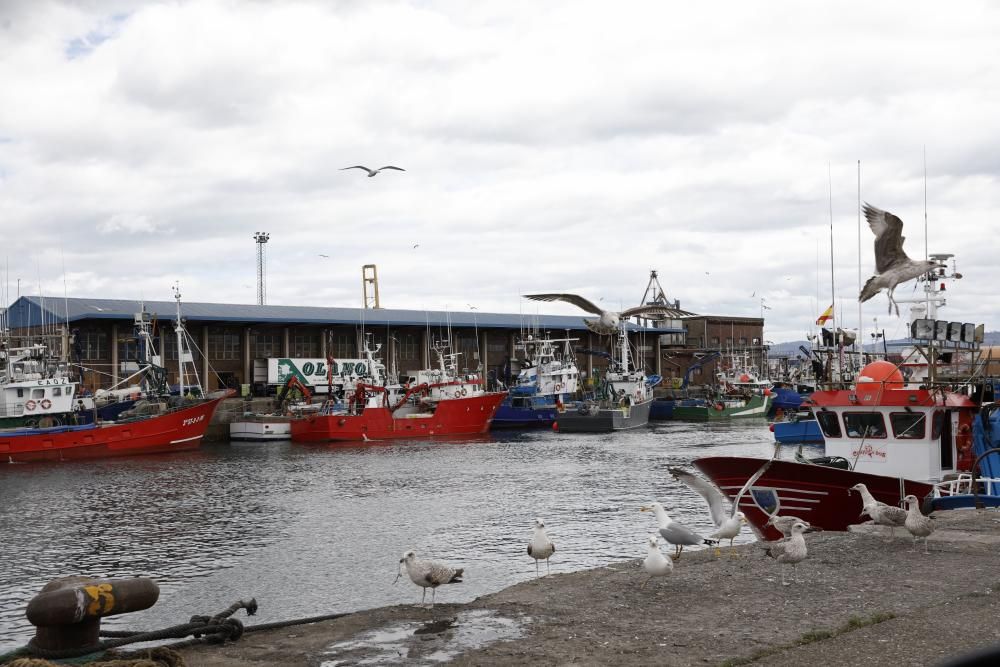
[454,390,462,399]
[25,400,36,411]
[461,388,468,397]
[714,402,725,411]
[555,383,562,392]
[41,399,52,410]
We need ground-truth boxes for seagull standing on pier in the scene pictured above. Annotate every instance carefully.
[669,467,746,556]
[340,165,406,177]
[766,514,813,538]
[396,551,463,607]
[859,203,940,315]
[641,535,673,588]
[527,518,556,576]
[849,483,907,538]
[761,521,809,586]
[523,293,693,336]
[903,495,936,553]
[640,502,716,559]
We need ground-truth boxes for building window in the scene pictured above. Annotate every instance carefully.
[80,332,107,360]
[332,333,355,358]
[455,335,479,368]
[253,333,282,358]
[208,330,241,361]
[710,336,720,346]
[117,338,141,362]
[292,333,319,358]
[164,336,199,361]
[739,337,747,346]
[399,333,419,360]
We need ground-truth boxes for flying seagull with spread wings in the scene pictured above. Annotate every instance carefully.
[523,293,694,335]
[859,203,939,315]
[340,165,406,177]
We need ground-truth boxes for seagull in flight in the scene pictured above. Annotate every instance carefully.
[524,293,694,335]
[340,165,406,177]
[859,203,940,315]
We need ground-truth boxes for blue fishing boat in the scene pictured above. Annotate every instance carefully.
[491,335,580,429]
[771,411,824,443]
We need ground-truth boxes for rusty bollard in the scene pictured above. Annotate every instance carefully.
[26,576,159,652]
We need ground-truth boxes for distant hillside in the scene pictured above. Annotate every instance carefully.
[769,332,1000,357]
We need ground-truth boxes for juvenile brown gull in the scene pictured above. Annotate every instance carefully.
[766,514,813,538]
[903,494,936,553]
[395,550,463,607]
[527,518,555,577]
[760,521,809,585]
[849,482,907,537]
[859,203,940,315]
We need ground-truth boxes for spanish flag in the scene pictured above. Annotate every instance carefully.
[815,304,834,326]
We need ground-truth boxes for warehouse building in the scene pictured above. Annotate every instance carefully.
[5,296,763,393]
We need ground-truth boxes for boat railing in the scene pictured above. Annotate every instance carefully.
[932,473,1000,498]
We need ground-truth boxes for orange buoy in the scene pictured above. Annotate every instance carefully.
[855,360,904,391]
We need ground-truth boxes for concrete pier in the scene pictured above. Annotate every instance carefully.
[174,510,1000,666]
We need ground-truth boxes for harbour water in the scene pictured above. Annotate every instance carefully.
[0,420,808,652]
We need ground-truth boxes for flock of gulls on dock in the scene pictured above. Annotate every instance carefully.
[394,470,938,605]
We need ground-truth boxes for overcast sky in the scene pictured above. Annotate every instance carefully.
[1,0,998,343]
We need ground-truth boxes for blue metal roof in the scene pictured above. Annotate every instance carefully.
[6,296,684,334]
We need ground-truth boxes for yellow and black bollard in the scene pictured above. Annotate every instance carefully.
[25,576,159,653]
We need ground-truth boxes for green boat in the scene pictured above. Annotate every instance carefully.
[671,393,773,421]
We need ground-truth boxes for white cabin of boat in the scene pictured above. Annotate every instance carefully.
[807,361,976,483]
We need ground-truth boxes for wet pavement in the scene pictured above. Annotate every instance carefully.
[174,509,1000,666]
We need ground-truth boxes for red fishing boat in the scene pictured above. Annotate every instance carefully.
[290,341,506,443]
[695,360,980,540]
[0,393,229,463]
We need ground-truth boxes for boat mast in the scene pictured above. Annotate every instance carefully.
[828,164,838,381]
[174,284,185,397]
[857,160,863,360]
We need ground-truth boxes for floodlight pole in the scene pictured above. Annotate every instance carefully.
[254,232,270,306]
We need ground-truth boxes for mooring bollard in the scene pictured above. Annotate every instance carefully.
[26,575,159,652]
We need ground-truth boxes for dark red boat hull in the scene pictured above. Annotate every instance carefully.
[289,392,507,443]
[0,396,227,463]
[693,456,934,541]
